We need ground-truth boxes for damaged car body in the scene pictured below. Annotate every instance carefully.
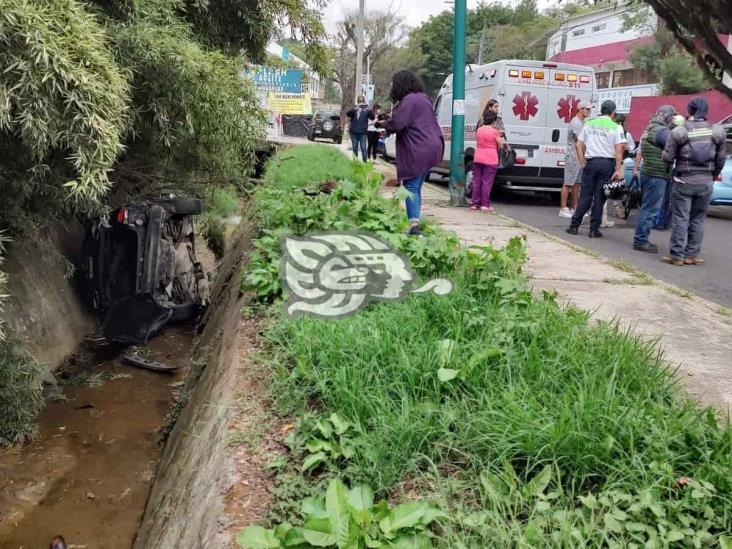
[83,195,210,344]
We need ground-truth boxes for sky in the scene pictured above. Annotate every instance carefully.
[323,0,559,35]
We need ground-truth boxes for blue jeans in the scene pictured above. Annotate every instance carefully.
[655,179,672,229]
[633,174,668,246]
[669,181,713,259]
[403,171,429,222]
[570,158,614,232]
[350,133,368,161]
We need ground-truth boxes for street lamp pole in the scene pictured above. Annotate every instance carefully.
[355,0,365,103]
[448,0,467,206]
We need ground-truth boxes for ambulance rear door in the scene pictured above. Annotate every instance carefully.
[499,63,549,172]
[543,65,596,177]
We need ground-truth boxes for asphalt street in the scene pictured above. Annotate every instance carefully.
[430,179,732,308]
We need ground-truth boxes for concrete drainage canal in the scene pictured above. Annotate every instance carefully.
[0,213,253,549]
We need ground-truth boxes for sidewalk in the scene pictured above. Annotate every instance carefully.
[378,166,732,410]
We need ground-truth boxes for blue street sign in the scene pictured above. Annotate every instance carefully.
[245,67,302,93]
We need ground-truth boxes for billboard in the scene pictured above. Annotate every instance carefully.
[245,67,303,93]
[267,92,312,115]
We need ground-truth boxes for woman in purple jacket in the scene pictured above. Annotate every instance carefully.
[377,70,444,237]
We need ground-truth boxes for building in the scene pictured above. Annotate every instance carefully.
[265,42,325,101]
[545,4,660,114]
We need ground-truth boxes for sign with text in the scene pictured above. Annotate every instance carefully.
[267,92,312,115]
[245,67,303,93]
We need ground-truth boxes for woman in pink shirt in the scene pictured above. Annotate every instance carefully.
[470,111,503,211]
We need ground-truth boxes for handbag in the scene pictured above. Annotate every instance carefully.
[602,177,628,200]
[499,146,516,169]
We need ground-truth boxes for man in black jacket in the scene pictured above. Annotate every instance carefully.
[346,96,374,162]
[660,97,726,266]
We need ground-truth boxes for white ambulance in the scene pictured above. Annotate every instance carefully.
[388,60,597,193]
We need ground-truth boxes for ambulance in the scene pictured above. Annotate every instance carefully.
[388,60,597,193]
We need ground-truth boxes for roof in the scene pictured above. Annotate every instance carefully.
[548,37,653,66]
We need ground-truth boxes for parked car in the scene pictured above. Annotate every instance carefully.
[82,194,210,344]
[308,110,343,144]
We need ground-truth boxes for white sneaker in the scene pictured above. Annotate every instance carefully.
[558,207,573,218]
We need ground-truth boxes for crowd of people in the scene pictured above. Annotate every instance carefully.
[345,73,726,261]
[563,96,726,265]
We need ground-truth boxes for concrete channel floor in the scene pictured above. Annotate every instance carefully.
[376,167,732,411]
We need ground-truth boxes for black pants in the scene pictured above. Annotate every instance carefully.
[367,131,379,160]
[570,157,614,232]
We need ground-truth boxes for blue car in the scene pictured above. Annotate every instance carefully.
[623,152,732,207]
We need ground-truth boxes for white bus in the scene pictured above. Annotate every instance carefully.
[387,60,597,193]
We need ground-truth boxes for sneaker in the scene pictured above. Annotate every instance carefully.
[601,219,615,228]
[683,257,705,265]
[633,242,658,253]
[407,225,423,237]
[589,230,603,238]
[480,206,494,212]
[661,255,684,266]
[558,207,573,218]
[565,226,578,235]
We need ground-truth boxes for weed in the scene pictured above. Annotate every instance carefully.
[227,429,248,447]
[717,306,732,318]
[238,478,448,548]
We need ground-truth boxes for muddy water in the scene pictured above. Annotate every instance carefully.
[0,327,194,549]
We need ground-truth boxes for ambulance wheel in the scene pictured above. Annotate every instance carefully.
[464,161,474,199]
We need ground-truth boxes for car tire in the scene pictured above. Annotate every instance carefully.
[464,161,474,199]
[308,131,315,141]
[335,135,342,144]
[161,198,202,215]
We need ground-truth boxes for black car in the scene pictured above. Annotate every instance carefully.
[82,194,210,344]
[308,110,342,143]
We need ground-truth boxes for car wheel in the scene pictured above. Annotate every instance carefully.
[464,161,474,199]
[308,131,315,141]
[335,135,342,144]
[159,198,202,215]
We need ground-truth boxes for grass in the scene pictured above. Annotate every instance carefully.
[236,146,732,547]
[262,144,355,191]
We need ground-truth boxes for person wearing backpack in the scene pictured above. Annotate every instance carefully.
[631,105,677,253]
[659,97,726,266]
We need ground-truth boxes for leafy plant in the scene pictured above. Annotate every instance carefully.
[287,413,361,474]
[237,479,447,548]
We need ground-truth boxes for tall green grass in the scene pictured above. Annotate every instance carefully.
[263,144,356,191]
[265,273,732,544]
[240,145,732,547]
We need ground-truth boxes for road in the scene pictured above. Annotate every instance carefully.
[428,178,732,308]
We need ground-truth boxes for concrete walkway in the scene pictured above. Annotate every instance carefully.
[383,174,732,411]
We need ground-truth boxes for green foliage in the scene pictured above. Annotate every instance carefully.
[629,27,709,95]
[237,478,447,548]
[263,145,356,191]
[0,0,130,205]
[286,413,361,474]
[199,186,239,261]
[0,235,44,445]
[112,13,263,180]
[180,0,330,75]
[243,145,520,302]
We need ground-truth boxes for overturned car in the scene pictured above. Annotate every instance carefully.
[82,194,210,344]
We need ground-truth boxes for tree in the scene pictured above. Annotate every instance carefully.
[639,0,732,98]
[629,25,709,94]
[331,9,407,113]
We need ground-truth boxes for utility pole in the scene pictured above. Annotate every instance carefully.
[354,0,365,103]
[448,0,467,206]
[477,19,486,66]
